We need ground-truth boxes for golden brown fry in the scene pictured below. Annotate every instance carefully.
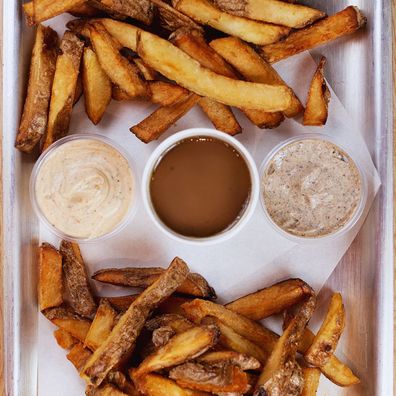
[305,293,345,367]
[133,372,209,396]
[44,307,92,342]
[88,384,130,396]
[135,325,219,377]
[74,74,83,105]
[131,93,200,143]
[60,241,97,319]
[182,299,278,355]
[303,57,330,126]
[81,257,190,387]
[319,354,360,386]
[301,367,321,396]
[137,31,292,111]
[67,343,93,372]
[169,362,249,393]
[15,25,57,153]
[53,328,78,350]
[38,243,63,311]
[68,2,104,17]
[255,296,316,396]
[133,59,159,81]
[83,47,112,124]
[90,23,148,99]
[97,18,140,51]
[260,6,367,63]
[202,316,268,365]
[210,37,303,117]
[213,0,325,28]
[42,31,84,151]
[93,267,216,299]
[173,0,290,45]
[32,0,86,23]
[22,2,35,26]
[226,278,313,320]
[85,299,118,351]
[198,350,261,371]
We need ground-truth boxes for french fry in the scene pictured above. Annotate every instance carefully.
[173,0,290,45]
[92,267,216,299]
[169,362,250,393]
[83,47,112,124]
[42,31,84,151]
[85,299,118,351]
[157,296,192,315]
[255,296,316,396]
[133,59,159,81]
[81,257,190,387]
[15,25,57,153]
[60,241,97,319]
[32,0,86,23]
[134,325,219,377]
[202,316,268,365]
[89,23,149,99]
[87,384,130,396]
[198,350,261,371]
[108,371,140,396]
[53,328,78,350]
[68,3,103,17]
[212,0,325,29]
[133,372,209,396]
[38,243,63,311]
[303,57,330,126]
[74,74,83,106]
[301,367,321,396]
[44,307,92,342]
[22,2,35,26]
[305,293,345,367]
[182,299,278,355]
[319,354,360,386]
[136,30,292,111]
[146,314,194,334]
[225,278,313,320]
[96,19,140,51]
[67,342,93,372]
[210,37,303,117]
[106,294,139,311]
[260,6,367,63]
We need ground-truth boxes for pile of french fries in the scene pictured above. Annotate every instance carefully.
[40,241,360,395]
[16,0,366,152]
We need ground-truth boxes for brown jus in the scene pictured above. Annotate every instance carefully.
[150,137,251,238]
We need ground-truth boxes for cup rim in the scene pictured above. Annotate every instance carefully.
[142,128,260,246]
[259,133,368,244]
[30,133,138,243]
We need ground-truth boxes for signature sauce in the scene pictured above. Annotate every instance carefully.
[150,136,251,238]
[35,138,133,239]
[262,139,362,238]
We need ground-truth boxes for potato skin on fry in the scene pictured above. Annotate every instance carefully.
[15,25,58,153]
[301,367,321,396]
[198,350,261,371]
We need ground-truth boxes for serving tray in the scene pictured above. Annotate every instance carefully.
[2,0,394,395]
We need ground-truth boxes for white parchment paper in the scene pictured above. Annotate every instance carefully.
[36,29,381,394]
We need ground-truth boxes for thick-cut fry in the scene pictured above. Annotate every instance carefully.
[213,0,325,28]
[173,0,290,45]
[68,3,103,17]
[301,367,321,396]
[133,372,209,396]
[320,354,360,386]
[198,350,261,371]
[202,316,268,365]
[38,243,63,311]
[93,267,216,299]
[136,31,292,111]
[210,37,303,117]
[182,299,278,354]
[226,278,313,320]
[255,296,316,396]
[74,74,83,105]
[146,314,194,334]
[133,59,159,81]
[81,257,190,387]
[85,299,117,351]
[83,47,112,124]
[22,2,35,26]
[54,328,78,350]
[44,307,92,342]
[89,0,154,24]
[131,93,200,143]
[60,241,97,319]
[108,371,140,396]
[32,0,86,23]
[97,19,140,51]
[42,31,84,151]
[170,362,249,393]
[90,23,148,99]
[305,293,345,367]
[260,6,367,63]
[67,343,93,372]
[15,25,57,153]
[135,325,219,377]
[303,57,330,126]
